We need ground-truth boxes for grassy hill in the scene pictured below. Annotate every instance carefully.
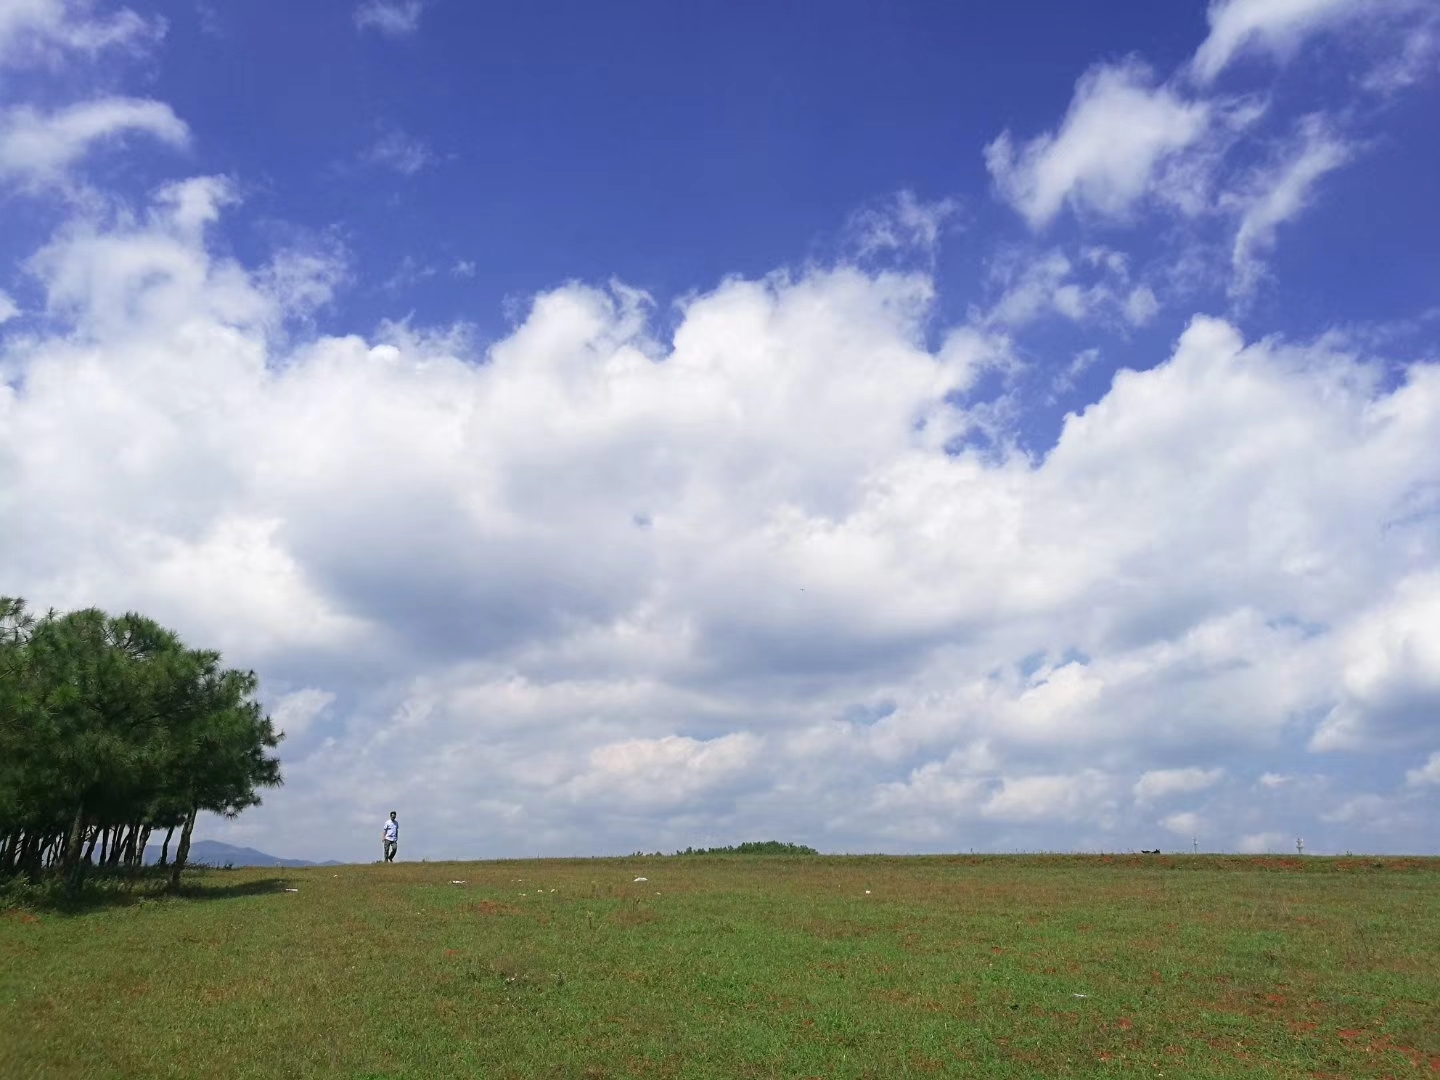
[3,854,1437,1078]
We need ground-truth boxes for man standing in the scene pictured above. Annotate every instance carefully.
[382,811,399,863]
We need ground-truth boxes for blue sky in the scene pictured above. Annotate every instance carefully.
[1,0,1438,860]
[149,2,1202,323]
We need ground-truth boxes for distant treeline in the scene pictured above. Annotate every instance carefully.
[672,841,819,856]
[0,598,282,889]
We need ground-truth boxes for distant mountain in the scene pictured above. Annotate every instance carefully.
[143,839,340,868]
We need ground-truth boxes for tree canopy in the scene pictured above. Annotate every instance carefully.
[0,598,282,888]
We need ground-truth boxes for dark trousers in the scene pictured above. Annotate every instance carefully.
[383,840,397,862]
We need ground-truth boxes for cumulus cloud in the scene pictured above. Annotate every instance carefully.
[5,177,1440,858]
[1134,767,1225,804]
[1407,752,1440,786]
[354,0,423,37]
[563,733,764,809]
[2,0,1439,858]
[0,97,188,189]
[1162,810,1203,836]
[985,61,1212,228]
[1237,830,1290,852]
[982,770,1114,824]
[270,688,336,740]
[1312,573,1440,751]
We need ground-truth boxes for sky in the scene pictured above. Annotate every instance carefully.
[1,0,1438,862]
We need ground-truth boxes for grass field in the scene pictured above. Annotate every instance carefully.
[2,854,1437,1079]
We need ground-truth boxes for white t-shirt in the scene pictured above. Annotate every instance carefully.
[383,819,398,842]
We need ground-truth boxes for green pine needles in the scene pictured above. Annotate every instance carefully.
[0,597,282,893]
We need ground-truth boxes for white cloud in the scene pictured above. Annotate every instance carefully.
[0,290,18,323]
[0,0,1433,878]
[1237,830,1289,852]
[1407,752,1440,786]
[26,175,257,338]
[381,254,437,293]
[848,190,960,261]
[0,97,188,188]
[982,247,1156,330]
[1134,767,1224,803]
[1051,348,1100,398]
[1228,116,1351,297]
[563,733,764,809]
[1161,810,1203,836]
[1362,13,1440,92]
[363,129,435,175]
[0,0,163,68]
[354,0,423,37]
[1320,793,1397,825]
[984,249,1081,327]
[138,517,369,658]
[1313,573,1440,750]
[985,60,1211,228]
[1192,1,1439,94]
[870,744,997,825]
[258,241,349,320]
[1123,285,1159,326]
[271,688,336,739]
[3,124,1440,859]
[982,771,1114,823]
[1192,0,1364,84]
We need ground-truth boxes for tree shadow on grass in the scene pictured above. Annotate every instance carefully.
[171,876,292,903]
[2,869,294,916]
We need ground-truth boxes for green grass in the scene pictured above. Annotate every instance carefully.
[2,854,1437,1078]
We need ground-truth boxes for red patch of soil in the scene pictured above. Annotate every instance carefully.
[468,900,520,916]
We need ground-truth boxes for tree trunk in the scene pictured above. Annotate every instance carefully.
[98,827,109,867]
[62,802,87,887]
[169,804,198,890]
[135,825,152,867]
[21,832,42,884]
[106,826,125,869]
[6,831,23,876]
[120,823,139,867]
[83,826,99,865]
[158,824,175,867]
